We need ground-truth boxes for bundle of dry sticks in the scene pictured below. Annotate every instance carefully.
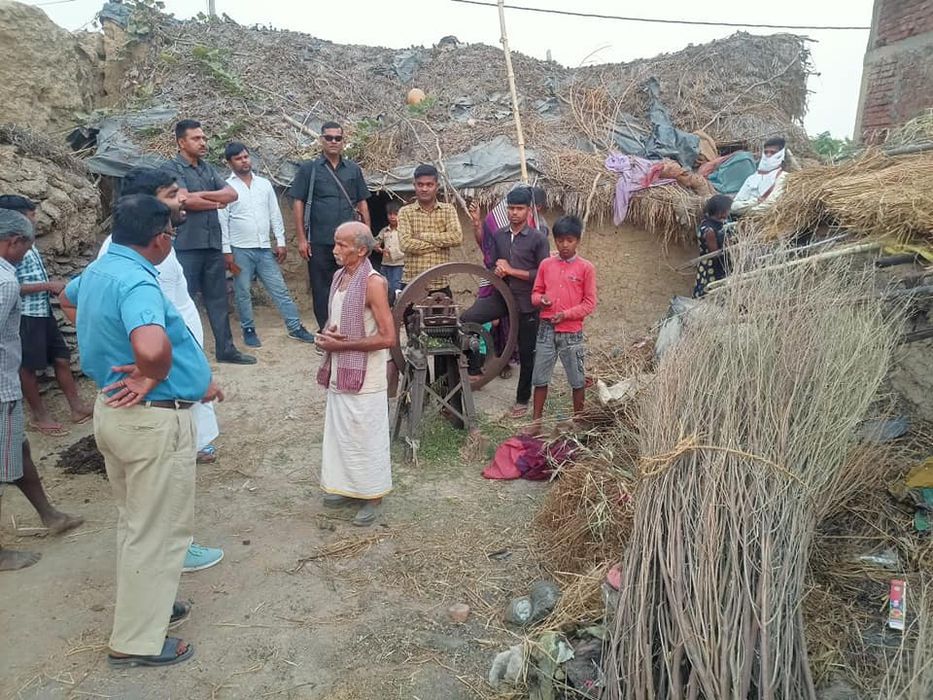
[603,243,905,698]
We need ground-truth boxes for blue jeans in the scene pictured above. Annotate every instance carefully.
[231,247,301,332]
[382,264,404,304]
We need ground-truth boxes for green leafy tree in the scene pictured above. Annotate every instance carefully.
[810,132,857,163]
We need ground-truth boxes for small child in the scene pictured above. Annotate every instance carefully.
[375,201,404,304]
[529,215,597,434]
[693,194,732,298]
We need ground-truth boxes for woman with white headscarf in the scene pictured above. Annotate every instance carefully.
[731,137,790,216]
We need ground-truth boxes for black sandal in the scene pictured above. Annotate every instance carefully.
[107,637,194,668]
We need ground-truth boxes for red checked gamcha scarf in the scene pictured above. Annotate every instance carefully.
[316,259,373,392]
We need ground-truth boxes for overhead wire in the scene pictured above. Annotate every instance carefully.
[450,0,871,31]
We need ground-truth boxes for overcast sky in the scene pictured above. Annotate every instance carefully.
[37,0,874,138]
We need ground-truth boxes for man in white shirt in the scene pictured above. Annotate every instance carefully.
[731,137,790,216]
[219,143,314,347]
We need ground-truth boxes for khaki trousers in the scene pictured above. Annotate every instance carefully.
[93,395,196,655]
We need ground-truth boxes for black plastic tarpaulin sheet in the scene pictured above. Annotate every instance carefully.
[609,78,700,168]
[366,136,541,193]
[77,110,538,195]
[72,107,177,178]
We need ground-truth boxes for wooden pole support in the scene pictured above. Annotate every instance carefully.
[498,0,529,183]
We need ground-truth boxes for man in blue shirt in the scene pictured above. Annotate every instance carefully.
[61,195,223,668]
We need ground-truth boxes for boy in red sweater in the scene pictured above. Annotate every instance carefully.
[529,215,597,434]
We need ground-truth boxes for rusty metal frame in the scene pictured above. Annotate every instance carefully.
[391,262,518,389]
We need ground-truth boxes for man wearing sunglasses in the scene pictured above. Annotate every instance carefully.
[288,122,371,333]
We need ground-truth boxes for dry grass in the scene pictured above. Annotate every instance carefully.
[627,186,705,245]
[532,564,611,633]
[880,108,933,149]
[0,123,88,172]
[97,16,811,222]
[288,531,392,573]
[801,425,933,697]
[604,243,905,698]
[543,148,614,224]
[533,458,635,574]
[752,150,933,244]
[574,32,812,153]
[533,342,653,574]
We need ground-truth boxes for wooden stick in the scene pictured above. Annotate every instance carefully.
[676,233,852,272]
[677,247,727,271]
[883,142,933,157]
[582,171,603,225]
[498,0,529,183]
[903,327,933,344]
[706,242,882,292]
[281,113,319,140]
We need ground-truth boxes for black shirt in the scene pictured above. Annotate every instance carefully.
[162,154,229,251]
[287,156,369,247]
[491,225,550,313]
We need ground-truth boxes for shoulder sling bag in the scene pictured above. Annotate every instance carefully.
[303,160,363,242]
[324,163,364,223]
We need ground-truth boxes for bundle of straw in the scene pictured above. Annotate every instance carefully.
[755,150,933,243]
[883,108,933,148]
[627,186,704,244]
[603,244,904,698]
[533,457,635,574]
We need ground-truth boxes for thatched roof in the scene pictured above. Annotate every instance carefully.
[90,11,812,220]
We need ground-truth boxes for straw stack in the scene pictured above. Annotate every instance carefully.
[756,150,933,243]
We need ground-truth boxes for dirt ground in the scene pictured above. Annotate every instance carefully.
[0,226,692,699]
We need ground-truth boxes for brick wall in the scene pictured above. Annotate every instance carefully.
[856,0,933,142]
[874,0,933,45]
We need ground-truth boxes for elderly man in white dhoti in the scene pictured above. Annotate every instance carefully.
[315,222,396,527]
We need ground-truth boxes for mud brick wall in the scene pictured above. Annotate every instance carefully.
[855,0,933,143]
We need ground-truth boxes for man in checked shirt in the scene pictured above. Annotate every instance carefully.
[397,164,463,389]
[0,210,83,572]
[0,196,92,436]
[397,164,463,297]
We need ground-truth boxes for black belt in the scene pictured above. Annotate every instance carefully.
[144,400,195,410]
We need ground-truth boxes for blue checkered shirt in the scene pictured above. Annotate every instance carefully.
[15,248,50,318]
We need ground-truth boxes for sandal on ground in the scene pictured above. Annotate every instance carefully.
[499,366,513,380]
[508,404,528,419]
[196,445,217,464]
[28,421,70,437]
[107,637,194,668]
[352,501,381,527]
[322,494,357,508]
[168,601,191,630]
